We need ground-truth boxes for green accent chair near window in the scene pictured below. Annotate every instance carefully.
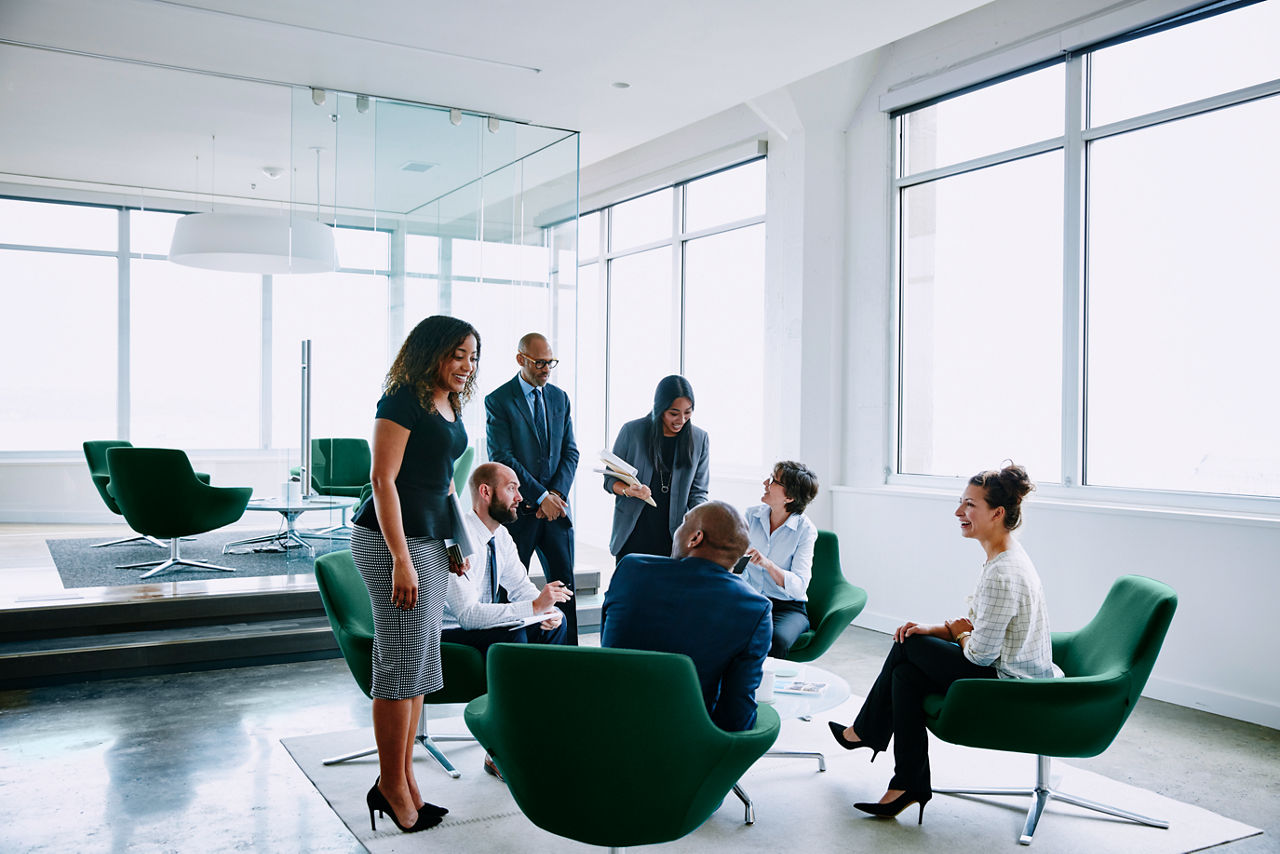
[84,440,210,548]
[314,549,486,777]
[105,447,252,579]
[465,644,781,850]
[785,530,868,662]
[924,574,1178,845]
[293,438,372,537]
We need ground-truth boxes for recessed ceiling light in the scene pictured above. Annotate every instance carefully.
[399,160,437,173]
[261,166,284,180]
[612,81,631,89]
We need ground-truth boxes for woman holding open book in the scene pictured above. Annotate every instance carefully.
[348,315,479,833]
[603,374,709,562]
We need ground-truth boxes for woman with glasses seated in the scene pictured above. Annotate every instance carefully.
[828,463,1055,826]
[738,461,820,658]
[604,375,709,563]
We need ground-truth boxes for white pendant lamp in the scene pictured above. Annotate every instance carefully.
[169,212,337,274]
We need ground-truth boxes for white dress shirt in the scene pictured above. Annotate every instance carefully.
[741,504,818,601]
[963,540,1059,679]
[443,509,545,630]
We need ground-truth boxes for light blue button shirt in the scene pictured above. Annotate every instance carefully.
[515,374,550,506]
[742,504,817,601]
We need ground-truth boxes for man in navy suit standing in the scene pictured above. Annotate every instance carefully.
[485,332,581,643]
[601,501,772,731]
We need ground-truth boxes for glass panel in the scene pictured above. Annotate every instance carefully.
[272,272,389,448]
[453,239,550,282]
[403,279,440,330]
[899,153,1063,480]
[610,188,673,253]
[130,259,259,448]
[573,261,611,549]
[683,224,765,469]
[0,250,115,448]
[333,226,389,271]
[1086,97,1280,496]
[0,198,117,251]
[1090,1,1280,127]
[684,159,766,232]
[607,246,676,439]
[902,64,1064,175]
[130,210,182,256]
[578,211,600,260]
[405,234,440,274]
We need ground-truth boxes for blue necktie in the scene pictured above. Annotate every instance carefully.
[532,387,549,458]
[487,537,498,604]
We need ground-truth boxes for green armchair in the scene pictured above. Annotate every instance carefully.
[924,574,1178,844]
[84,439,210,548]
[785,530,868,662]
[105,447,251,579]
[314,549,486,776]
[465,644,781,849]
[293,438,371,537]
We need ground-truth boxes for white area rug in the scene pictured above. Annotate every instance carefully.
[281,696,1260,854]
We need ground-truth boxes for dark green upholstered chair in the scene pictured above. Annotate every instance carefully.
[785,530,868,662]
[924,574,1178,845]
[84,440,210,548]
[465,644,781,850]
[315,549,486,776]
[293,438,371,537]
[105,447,251,580]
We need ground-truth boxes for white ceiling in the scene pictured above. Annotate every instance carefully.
[0,0,992,210]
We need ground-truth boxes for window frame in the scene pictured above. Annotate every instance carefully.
[887,0,1280,514]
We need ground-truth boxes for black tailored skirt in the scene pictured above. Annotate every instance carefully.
[351,524,450,699]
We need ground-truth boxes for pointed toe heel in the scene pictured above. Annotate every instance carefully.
[854,790,932,824]
[827,721,881,761]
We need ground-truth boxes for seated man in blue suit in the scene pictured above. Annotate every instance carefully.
[601,500,772,731]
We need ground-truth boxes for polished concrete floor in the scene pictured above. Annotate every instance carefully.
[1,625,1276,854]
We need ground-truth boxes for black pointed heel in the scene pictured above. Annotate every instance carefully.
[854,790,932,824]
[374,775,448,818]
[827,721,881,761]
[366,783,441,833]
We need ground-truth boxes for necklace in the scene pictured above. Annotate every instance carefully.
[659,466,670,494]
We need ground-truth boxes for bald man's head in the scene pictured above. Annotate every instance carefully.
[470,462,521,525]
[672,501,750,569]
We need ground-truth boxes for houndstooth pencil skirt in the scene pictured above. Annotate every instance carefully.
[351,524,451,699]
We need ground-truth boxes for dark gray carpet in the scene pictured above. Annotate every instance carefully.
[47,530,349,588]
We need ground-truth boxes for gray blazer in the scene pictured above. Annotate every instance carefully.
[603,416,709,555]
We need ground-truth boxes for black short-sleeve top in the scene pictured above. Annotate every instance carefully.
[351,385,468,539]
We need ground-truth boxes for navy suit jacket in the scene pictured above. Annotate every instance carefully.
[601,553,772,731]
[485,375,579,508]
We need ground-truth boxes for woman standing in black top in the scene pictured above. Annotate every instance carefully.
[349,315,479,833]
[604,375,710,562]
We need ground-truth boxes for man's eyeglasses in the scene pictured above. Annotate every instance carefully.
[520,356,559,370]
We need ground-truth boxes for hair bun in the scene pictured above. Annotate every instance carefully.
[998,462,1035,499]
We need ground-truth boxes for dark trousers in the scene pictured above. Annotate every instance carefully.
[853,635,997,792]
[767,598,809,659]
[507,509,578,644]
[442,619,569,659]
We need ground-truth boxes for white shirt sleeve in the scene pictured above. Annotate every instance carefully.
[444,512,536,630]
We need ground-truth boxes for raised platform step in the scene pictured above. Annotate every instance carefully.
[0,588,603,690]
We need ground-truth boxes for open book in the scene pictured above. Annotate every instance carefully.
[595,450,658,507]
[774,680,827,696]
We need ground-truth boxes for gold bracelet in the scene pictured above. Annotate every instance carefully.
[954,631,972,644]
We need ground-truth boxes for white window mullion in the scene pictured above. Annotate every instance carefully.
[117,209,130,440]
[1061,53,1087,487]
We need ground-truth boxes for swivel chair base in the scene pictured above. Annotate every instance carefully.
[934,755,1169,845]
[322,708,475,779]
[94,533,193,548]
[118,538,237,579]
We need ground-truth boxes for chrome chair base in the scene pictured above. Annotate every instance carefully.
[934,755,1169,845]
[321,707,476,779]
[764,748,826,771]
[731,783,755,824]
[117,538,238,579]
[93,533,193,548]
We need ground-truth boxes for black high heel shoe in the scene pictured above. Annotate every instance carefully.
[366,784,442,833]
[374,776,448,818]
[854,790,932,824]
[827,721,881,761]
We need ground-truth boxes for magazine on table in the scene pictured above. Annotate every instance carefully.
[774,680,827,696]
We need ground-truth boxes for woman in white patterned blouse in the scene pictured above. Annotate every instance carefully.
[827,463,1055,825]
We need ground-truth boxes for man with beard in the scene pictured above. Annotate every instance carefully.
[442,462,573,658]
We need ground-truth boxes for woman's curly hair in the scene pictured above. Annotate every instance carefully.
[384,315,481,415]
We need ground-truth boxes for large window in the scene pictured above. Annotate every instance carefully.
[895,0,1280,499]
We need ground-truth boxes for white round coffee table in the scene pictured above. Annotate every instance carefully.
[222,495,358,556]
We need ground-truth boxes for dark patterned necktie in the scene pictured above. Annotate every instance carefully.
[533,387,549,456]
[487,537,498,604]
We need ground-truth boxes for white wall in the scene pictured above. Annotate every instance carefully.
[835,0,1280,729]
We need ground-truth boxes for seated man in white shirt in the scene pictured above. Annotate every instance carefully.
[443,462,573,660]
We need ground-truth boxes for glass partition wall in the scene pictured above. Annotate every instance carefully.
[0,43,579,537]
